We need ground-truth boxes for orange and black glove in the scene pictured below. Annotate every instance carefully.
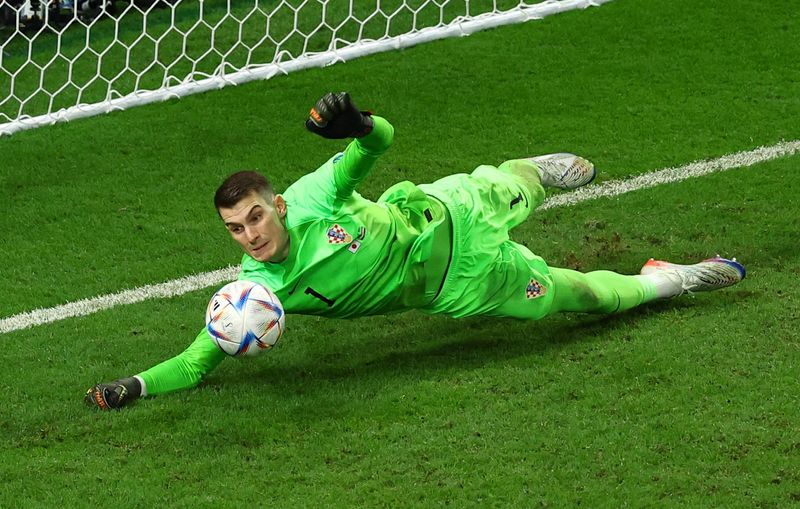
[84,377,141,410]
[305,92,373,139]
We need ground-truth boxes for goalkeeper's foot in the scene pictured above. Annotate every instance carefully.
[640,256,746,297]
[528,153,596,189]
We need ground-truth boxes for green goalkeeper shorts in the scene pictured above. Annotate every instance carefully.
[418,160,555,319]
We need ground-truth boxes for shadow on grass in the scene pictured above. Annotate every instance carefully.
[213,294,722,396]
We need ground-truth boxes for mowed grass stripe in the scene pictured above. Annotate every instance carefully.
[2,138,797,335]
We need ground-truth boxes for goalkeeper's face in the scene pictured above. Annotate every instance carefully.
[219,191,290,263]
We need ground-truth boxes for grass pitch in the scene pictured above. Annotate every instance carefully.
[1,0,799,507]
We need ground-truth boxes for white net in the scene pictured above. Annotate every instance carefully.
[0,0,609,136]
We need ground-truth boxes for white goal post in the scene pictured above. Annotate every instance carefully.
[0,0,611,136]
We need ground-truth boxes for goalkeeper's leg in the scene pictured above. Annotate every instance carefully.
[496,154,595,198]
[546,267,658,315]
[482,254,744,319]
[469,247,659,320]
[545,255,746,315]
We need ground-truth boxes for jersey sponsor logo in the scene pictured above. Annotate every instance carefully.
[332,152,344,164]
[347,226,366,253]
[327,224,353,244]
[525,278,547,299]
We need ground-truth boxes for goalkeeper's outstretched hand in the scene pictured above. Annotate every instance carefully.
[85,377,142,410]
[305,92,374,139]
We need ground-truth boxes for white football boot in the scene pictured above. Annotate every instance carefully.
[527,153,597,189]
[640,256,746,296]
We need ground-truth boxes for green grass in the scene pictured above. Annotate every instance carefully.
[1,0,800,506]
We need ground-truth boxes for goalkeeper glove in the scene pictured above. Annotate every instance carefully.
[305,92,374,139]
[84,377,142,410]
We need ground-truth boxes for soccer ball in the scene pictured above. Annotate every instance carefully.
[205,280,285,357]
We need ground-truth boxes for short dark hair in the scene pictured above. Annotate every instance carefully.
[214,171,274,211]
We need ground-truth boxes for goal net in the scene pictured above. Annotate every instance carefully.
[0,0,608,136]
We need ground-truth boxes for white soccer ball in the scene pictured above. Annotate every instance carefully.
[205,280,285,357]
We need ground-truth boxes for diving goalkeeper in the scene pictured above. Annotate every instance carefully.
[85,92,746,410]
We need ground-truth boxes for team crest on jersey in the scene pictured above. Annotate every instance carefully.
[526,278,547,299]
[327,224,352,244]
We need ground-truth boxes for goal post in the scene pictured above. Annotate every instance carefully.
[0,0,611,136]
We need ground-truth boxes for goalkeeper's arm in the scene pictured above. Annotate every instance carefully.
[305,92,394,198]
[85,328,226,410]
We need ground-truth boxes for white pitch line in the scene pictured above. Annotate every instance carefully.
[2,139,798,335]
[540,140,800,210]
[0,266,239,335]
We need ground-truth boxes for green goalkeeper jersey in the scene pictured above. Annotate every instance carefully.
[138,116,451,395]
[239,116,448,317]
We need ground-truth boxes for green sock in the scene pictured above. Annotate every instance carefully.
[548,267,658,315]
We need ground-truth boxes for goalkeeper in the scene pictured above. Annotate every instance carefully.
[86,92,746,410]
